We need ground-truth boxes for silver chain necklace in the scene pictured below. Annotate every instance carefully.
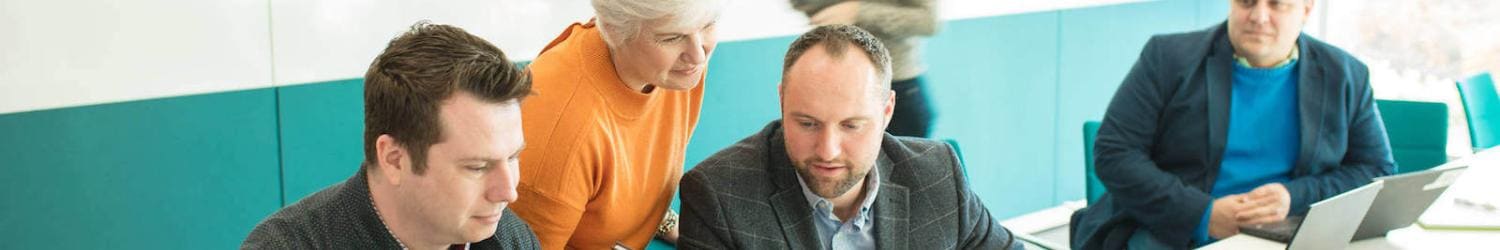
[370,191,409,250]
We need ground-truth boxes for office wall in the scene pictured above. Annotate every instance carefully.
[5,0,1151,115]
[0,0,1237,248]
[0,0,273,120]
[0,89,281,248]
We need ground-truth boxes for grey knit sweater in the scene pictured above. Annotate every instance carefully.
[792,0,939,81]
[242,171,540,249]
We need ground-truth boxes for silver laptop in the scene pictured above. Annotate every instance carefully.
[1352,165,1469,240]
[1239,180,1385,250]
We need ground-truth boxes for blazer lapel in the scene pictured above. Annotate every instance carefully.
[767,126,824,250]
[768,186,821,249]
[1293,35,1326,176]
[1205,28,1234,177]
[872,153,909,250]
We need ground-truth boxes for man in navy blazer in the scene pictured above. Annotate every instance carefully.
[1070,0,1395,249]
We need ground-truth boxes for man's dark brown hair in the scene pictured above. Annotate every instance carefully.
[362,21,531,175]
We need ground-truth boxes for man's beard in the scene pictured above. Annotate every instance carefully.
[793,158,869,199]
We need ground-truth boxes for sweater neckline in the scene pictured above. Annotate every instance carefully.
[570,20,660,119]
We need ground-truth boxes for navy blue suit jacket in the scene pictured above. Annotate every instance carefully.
[1069,22,1395,249]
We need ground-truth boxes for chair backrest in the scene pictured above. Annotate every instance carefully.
[1456,72,1500,151]
[1083,121,1105,204]
[1376,99,1448,174]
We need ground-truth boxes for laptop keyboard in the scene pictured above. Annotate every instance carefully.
[1238,216,1305,243]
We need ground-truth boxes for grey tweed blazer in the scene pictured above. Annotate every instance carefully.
[679,120,1021,249]
[242,171,540,249]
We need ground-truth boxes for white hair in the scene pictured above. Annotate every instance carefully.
[592,0,726,47]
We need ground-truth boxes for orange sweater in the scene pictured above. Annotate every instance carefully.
[511,21,703,250]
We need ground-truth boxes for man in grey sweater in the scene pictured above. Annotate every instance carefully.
[792,0,939,138]
[242,21,539,250]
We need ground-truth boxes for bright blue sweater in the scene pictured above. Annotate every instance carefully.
[1194,59,1301,245]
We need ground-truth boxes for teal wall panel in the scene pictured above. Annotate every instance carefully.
[925,11,1061,218]
[677,36,798,211]
[686,36,798,169]
[1198,0,1231,27]
[1053,0,1205,204]
[0,89,281,249]
[277,79,366,204]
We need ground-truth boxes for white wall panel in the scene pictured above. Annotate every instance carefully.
[943,0,1148,20]
[0,0,1146,114]
[270,0,1145,87]
[269,0,594,86]
[0,0,273,114]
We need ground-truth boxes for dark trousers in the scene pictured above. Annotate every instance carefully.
[888,76,934,138]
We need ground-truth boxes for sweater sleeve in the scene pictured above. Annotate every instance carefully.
[853,0,938,38]
[509,139,599,250]
[790,0,843,16]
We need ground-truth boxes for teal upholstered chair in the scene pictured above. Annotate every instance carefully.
[1376,99,1449,174]
[1457,72,1500,151]
[1083,121,1105,204]
[943,138,969,178]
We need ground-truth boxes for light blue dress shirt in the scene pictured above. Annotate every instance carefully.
[796,167,880,250]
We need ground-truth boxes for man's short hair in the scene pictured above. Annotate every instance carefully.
[782,24,893,87]
[361,21,532,174]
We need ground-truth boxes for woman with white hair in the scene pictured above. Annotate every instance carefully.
[508,0,724,249]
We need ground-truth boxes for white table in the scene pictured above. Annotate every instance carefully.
[1000,200,1085,250]
[1201,149,1500,249]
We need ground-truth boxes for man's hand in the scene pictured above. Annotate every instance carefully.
[1209,194,1247,239]
[809,1,861,25]
[1237,183,1292,225]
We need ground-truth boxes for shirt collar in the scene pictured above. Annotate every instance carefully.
[794,163,881,225]
[1234,44,1300,69]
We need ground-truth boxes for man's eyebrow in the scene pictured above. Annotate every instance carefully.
[843,117,873,123]
[456,144,526,162]
[789,112,818,120]
[457,156,501,162]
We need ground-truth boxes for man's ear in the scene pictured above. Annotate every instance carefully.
[1303,0,1317,18]
[778,82,788,112]
[374,134,407,186]
[882,89,895,128]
